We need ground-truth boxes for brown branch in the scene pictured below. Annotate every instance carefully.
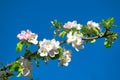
[0,52,37,71]
[60,32,113,45]
[0,64,13,71]
[82,33,113,40]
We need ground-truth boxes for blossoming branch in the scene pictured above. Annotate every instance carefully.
[0,17,118,80]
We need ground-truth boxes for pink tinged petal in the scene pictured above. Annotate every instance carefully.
[87,21,93,26]
[63,21,72,29]
[28,40,38,44]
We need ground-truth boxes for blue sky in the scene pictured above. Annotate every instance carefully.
[0,0,120,80]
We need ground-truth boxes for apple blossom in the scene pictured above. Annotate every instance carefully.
[17,30,38,44]
[63,21,82,30]
[59,50,71,66]
[87,20,100,30]
[67,31,84,51]
[20,57,32,77]
[38,39,60,57]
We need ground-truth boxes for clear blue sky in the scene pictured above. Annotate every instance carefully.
[0,0,120,80]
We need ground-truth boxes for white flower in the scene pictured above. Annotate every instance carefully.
[67,31,84,51]
[38,39,60,57]
[17,30,38,44]
[63,21,82,30]
[59,50,71,66]
[20,57,32,77]
[87,20,100,30]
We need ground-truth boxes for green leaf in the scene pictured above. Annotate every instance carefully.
[81,26,90,35]
[92,28,100,35]
[104,32,118,48]
[58,47,63,53]
[90,39,96,43]
[35,60,40,67]
[59,31,67,38]
[59,22,63,29]
[7,73,14,77]
[112,32,118,40]
[51,20,59,28]
[3,77,8,80]
[51,47,63,60]
[33,57,40,67]
[54,30,57,35]
[28,75,33,80]
[24,49,32,57]
[100,17,115,29]
[51,20,63,29]
[26,42,31,48]
[104,38,113,48]
[16,41,24,52]
[9,61,21,72]
[104,41,111,48]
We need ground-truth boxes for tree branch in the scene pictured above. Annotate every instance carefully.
[0,31,114,73]
[60,31,113,45]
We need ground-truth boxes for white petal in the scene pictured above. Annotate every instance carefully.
[54,51,59,54]
[75,47,79,52]
[76,24,81,30]
[22,68,30,76]
[63,63,69,66]
[40,52,48,57]
[28,40,38,44]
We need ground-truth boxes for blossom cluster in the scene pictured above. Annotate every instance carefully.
[17,30,38,44]
[62,21,84,51]
[59,50,71,66]
[15,20,101,78]
[87,20,100,30]
[63,21,82,30]
[66,31,84,51]
[38,39,60,57]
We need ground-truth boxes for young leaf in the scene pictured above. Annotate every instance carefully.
[90,39,96,43]
[51,20,59,28]
[100,17,114,29]
[16,41,24,52]
[92,28,100,35]
[28,74,33,80]
[59,31,67,38]
[35,60,40,67]
[104,41,111,48]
